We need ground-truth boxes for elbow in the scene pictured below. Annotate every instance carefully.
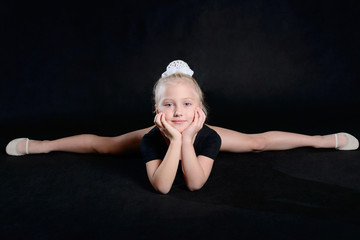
[186,182,205,192]
[153,184,171,195]
[149,175,173,194]
[156,187,171,195]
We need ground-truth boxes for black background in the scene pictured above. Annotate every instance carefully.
[1,1,360,239]
[2,0,360,135]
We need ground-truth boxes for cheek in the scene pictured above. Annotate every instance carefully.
[157,105,167,113]
[161,109,173,119]
[187,107,196,118]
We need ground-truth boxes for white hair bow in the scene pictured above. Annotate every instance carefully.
[161,60,194,78]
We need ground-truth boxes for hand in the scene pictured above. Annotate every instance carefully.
[154,112,182,142]
[182,107,206,143]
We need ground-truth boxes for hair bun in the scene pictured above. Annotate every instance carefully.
[161,60,194,77]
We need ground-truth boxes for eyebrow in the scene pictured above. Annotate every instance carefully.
[162,98,195,102]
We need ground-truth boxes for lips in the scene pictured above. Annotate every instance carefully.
[171,120,187,124]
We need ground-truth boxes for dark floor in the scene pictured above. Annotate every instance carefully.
[1,114,360,240]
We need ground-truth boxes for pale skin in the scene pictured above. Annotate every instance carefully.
[147,80,213,193]
[18,125,345,154]
[11,79,349,193]
[148,109,210,194]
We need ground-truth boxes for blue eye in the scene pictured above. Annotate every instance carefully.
[164,103,173,107]
[184,103,191,106]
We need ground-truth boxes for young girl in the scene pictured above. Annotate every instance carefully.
[140,71,221,194]
[6,60,359,193]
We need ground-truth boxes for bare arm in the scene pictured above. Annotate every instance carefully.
[145,108,214,193]
[181,108,213,191]
[181,140,214,191]
[145,112,182,194]
[146,139,181,194]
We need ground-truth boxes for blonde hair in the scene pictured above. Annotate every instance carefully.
[153,73,208,115]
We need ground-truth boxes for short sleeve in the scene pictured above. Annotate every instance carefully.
[140,127,168,163]
[140,126,222,164]
[193,126,222,160]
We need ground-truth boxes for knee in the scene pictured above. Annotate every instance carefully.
[249,136,267,152]
[85,135,115,154]
[94,142,112,154]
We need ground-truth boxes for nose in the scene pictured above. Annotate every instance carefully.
[174,107,183,117]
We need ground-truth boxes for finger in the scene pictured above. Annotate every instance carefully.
[198,108,206,125]
[193,108,199,123]
[155,113,164,129]
[160,113,170,129]
[161,114,175,132]
[194,108,202,126]
[193,109,204,130]
[160,113,179,136]
[154,113,159,124]
[199,107,206,119]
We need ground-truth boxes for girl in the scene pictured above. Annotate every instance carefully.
[6,60,359,193]
[140,71,221,194]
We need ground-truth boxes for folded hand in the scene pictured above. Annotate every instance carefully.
[182,107,206,143]
[154,112,182,142]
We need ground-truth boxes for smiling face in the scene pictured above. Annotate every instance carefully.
[156,79,201,133]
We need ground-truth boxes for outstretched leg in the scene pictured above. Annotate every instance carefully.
[6,125,358,156]
[9,127,153,155]
[209,126,350,152]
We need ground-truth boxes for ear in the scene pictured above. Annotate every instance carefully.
[155,105,159,114]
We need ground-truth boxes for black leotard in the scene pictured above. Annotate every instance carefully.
[140,125,221,163]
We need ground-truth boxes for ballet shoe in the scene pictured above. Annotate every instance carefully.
[335,133,359,150]
[6,138,29,156]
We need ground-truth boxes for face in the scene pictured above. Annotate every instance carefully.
[157,79,201,133]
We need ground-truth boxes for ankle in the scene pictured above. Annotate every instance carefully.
[313,135,327,148]
[38,140,51,153]
[28,140,51,154]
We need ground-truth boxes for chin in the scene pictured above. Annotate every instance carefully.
[173,125,188,133]
[175,128,185,133]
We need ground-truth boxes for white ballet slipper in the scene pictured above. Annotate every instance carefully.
[6,138,29,156]
[335,133,359,150]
